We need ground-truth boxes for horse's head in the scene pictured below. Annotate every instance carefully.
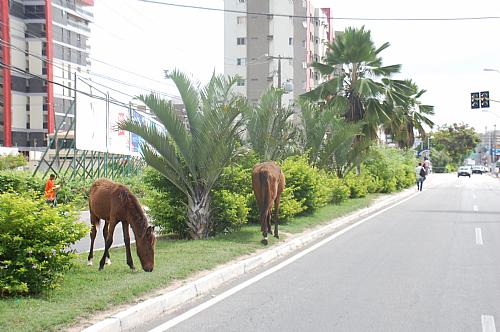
[137,225,156,272]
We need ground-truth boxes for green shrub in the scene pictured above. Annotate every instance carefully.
[211,189,249,234]
[363,146,415,193]
[0,154,26,170]
[142,167,188,237]
[0,193,87,296]
[281,155,328,214]
[327,175,350,204]
[0,171,45,195]
[343,172,369,198]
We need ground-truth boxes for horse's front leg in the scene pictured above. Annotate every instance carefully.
[122,221,135,271]
[87,214,99,266]
[99,220,117,270]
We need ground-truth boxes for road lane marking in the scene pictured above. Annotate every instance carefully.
[476,228,484,245]
[482,315,496,332]
[474,205,479,212]
[147,193,418,331]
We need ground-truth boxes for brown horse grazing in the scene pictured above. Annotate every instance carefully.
[88,178,156,272]
[252,162,285,245]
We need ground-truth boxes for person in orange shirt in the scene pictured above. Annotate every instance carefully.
[44,174,60,207]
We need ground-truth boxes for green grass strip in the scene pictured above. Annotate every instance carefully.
[0,194,377,332]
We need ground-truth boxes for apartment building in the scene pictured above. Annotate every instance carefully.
[224,0,333,106]
[0,0,93,149]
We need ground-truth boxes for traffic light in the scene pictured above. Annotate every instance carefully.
[480,91,490,108]
[471,92,480,109]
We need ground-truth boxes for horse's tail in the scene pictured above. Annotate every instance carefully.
[259,171,271,222]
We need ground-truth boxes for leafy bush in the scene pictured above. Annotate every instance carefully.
[363,146,415,193]
[343,172,369,198]
[0,171,45,195]
[0,193,87,296]
[142,167,188,237]
[0,154,26,170]
[211,189,249,234]
[281,155,328,214]
[327,175,351,204]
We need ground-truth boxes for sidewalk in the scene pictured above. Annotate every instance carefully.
[81,185,422,332]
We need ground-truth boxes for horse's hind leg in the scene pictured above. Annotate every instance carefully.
[122,221,135,271]
[273,192,282,239]
[102,220,111,265]
[266,210,272,235]
[87,213,99,266]
[260,210,269,245]
[99,220,117,270]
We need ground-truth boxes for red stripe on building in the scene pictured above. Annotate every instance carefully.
[1,0,11,146]
[45,0,54,134]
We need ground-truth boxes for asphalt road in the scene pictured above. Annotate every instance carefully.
[71,211,135,254]
[138,173,500,332]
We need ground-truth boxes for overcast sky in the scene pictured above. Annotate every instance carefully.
[89,0,500,133]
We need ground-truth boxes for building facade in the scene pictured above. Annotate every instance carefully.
[224,0,333,105]
[0,0,93,149]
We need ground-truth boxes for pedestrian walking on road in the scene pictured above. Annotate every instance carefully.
[416,162,426,191]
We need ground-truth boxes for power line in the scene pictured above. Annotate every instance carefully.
[0,22,178,92]
[0,37,181,101]
[137,0,500,21]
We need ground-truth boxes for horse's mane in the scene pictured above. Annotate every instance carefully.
[118,186,148,230]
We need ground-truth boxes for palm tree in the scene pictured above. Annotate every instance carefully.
[297,98,363,177]
[120,70,245,239]
[302,26,405,149]
[243,88,297,161]
[383,80,435,148]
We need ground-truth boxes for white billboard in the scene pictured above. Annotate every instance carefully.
[75,77,107,152]
[74,74,161,156]
[107,102,131,155]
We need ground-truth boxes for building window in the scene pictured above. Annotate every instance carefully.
[236,16,246,24]
[236,37,246,45]
[289,37,293,45]
[238,0,245,3]
[237,79,245,86]
[236,58,247,66]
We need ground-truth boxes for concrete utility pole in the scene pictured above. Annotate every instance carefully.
[268,55,293,109]
[495,124,497,176]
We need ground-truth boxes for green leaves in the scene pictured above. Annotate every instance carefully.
[119,70,245,238]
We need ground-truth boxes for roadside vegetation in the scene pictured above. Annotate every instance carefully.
[1,26,435,330]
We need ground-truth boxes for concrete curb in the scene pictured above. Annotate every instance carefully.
[82,187,417,332]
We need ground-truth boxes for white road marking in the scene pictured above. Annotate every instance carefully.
[147,194,418,331]
[476,228,484,245]
[474,205,479,212]
[482,315,496,332]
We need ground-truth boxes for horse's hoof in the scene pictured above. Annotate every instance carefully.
[261,238,268,245]
[274,234,279,239]
[87,260,93,266]
[105,258,112,265]
[98,266,104,271]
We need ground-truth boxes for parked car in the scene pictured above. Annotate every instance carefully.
[472,165,484,174]
[458,166,472,177]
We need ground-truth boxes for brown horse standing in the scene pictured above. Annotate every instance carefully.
[88,178,156,272]
[252,162,285,245]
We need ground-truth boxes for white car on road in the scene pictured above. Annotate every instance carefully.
[457,166,472,177]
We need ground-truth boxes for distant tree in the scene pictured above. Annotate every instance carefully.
[432,123,480,166]
[0,153,26,170]
[383,80,435,148]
